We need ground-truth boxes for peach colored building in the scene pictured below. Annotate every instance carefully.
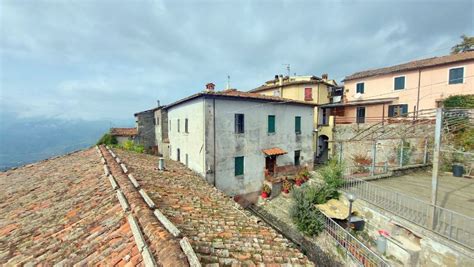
[323,51,474,124]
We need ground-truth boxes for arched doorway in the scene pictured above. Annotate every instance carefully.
[317,135,329,164]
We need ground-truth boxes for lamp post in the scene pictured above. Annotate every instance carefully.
[347,193,356,229]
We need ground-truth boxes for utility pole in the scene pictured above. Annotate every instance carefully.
[430,108,443,229]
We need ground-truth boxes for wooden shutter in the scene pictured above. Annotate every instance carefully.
[388,105,395,117]
[268,115,276,133]
[235,157,244,176]
[304,88,313,101]
[295,116,301,134]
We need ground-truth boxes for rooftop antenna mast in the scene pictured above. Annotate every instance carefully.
[226,75,231,89]
[282,64,290,77]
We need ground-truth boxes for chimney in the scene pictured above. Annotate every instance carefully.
[157,100,160,107]
[278,75,283,86]
[205,83,215,91]
[322,73,328,80]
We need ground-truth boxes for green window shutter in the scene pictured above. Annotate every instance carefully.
[394,76,405,90]
[268,115,276,133]
[295,116,301,134]
[401,104,408,116]
[449,67,464,84]
[235,156,244,176]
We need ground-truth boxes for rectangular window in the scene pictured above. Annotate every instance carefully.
[295,116,301,134]
[177,148,180,162]
[185,154,188,167]
[185,118,189,133]
[356,82,364,94]
[156,117,159,125]
[235,114,244,133]
[294,150,301,166]
[304,88,313,101]
[356,107,366,123]
[388,104,408,117]
[268,115,276,133]
[394,76,405,90]
[235,156,244,176]
[449,67,464,84]
[177,119,180,132]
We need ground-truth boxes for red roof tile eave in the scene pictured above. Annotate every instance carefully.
[343,51,474,82]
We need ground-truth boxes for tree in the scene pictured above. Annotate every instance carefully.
[451,34,474,54]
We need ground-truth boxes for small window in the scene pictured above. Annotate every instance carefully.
[449,67,464,84]
[295,116,301,134]
[394,76,405,90]
[185,154,189,167]
[268,115,276,133]
[235,114,244,133]
[304,88,313,101]
[388,104,408,117]
[177,148,180,162]
[177,119,180,132]
[156,117,160,125]
[356,82,364,94]
[185,118,189,133]
[235,156,244,176]
[294,150,301,166]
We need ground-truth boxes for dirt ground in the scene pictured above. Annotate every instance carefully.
[371,171,474,217]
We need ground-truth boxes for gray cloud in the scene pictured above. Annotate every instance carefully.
[1,0,473,120]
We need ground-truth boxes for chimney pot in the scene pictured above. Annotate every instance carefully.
[206,83,215,91]
[322,73,328,80]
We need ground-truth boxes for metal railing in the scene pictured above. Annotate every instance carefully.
[341,177,474,249]
[321,215,390,267]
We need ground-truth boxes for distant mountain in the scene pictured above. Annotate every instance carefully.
[0,114,133,171]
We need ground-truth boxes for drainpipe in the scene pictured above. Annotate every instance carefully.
[213,98,217,187]
[416,69,421,119]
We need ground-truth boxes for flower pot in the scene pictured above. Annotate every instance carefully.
[295,180,302,186]
[261,192,268,198]
[282,189,289,194]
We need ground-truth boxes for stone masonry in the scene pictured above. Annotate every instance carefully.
[115,149,314,266]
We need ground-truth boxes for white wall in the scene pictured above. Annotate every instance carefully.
[167,98,206,176]
[212,99,314,195]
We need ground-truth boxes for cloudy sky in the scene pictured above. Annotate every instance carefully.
[1,0,473,121]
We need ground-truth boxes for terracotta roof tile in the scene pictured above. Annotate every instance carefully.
[344,51,474,81]
[0,149,143,265]
[165,89,316,110]
[110,128,137,137]
[262,147,288,156]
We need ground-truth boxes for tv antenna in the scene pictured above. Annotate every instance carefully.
[282,64,291,77]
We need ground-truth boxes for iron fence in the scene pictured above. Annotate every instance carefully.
[341,177,474,249]
[321,215,390,267]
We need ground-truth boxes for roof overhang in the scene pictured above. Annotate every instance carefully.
[262,147,287,156]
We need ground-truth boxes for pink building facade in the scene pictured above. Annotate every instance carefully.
[325,51,474,124]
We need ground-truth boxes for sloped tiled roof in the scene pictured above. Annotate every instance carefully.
[344,51,474,81]
[165,89,316,110]
[0,149,144,265]
[110,127,137,137]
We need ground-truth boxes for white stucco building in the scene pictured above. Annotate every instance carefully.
[165,88,315,196]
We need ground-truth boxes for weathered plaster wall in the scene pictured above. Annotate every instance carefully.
[154,108,169,158]
[167,98,206,176]
[212,99,314,195]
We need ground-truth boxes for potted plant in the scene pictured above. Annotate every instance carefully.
[282,179,292,194]
[261,184,271,198]
[295,176,303,186]
[299,168,310,182]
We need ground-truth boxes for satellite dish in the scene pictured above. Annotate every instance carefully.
[354,93,362,99]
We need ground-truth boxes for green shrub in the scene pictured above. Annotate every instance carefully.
[96,133,118,145]
[319,159,344,189]
[443,94,474,108]
[290,186,325,236]
[118,140,145,153]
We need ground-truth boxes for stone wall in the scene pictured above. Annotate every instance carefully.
[333,123,434,173]
[135,110,156,153]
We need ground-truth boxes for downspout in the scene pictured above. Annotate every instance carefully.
[416,69,421,119]
[213,98,216,187]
